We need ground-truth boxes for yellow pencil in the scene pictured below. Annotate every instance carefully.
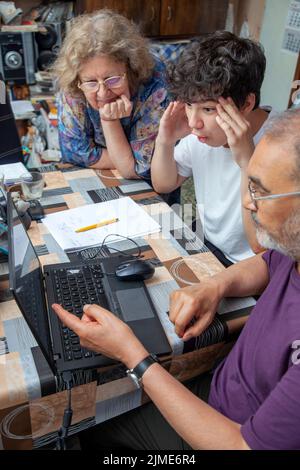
[75,217,119,233]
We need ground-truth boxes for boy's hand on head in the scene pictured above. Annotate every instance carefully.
[156,101,190,146]
[216,97,255,169]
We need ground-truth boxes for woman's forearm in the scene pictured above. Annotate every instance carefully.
[101,119,139,179]
[89,149,114,169]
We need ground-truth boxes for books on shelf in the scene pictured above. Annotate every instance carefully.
[1,24,40,32]
[29,71,55,101]
[10,100,35,119]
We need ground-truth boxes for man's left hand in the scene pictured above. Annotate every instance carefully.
[216,97,255,169]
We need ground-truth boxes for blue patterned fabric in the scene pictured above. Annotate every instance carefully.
[57,43,187,179]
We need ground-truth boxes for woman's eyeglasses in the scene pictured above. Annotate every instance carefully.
[78,73,126,93]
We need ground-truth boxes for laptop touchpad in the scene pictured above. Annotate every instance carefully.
[115,288,154,322]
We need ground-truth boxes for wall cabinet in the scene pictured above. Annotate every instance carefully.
[75,0,230,38]
[75,0,160,36]
[159,0,229,37]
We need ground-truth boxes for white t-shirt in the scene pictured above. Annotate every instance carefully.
[174,108,276,263]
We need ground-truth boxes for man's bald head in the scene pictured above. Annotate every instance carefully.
[263,108,300,183]
[245,108,300,261]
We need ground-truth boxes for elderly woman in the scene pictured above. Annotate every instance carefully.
[53,9,170,181]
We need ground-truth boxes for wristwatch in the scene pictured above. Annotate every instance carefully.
[126,353,159,388]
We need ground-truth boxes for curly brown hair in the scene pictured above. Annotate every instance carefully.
[51,9,154,97]
[168,31,266,109]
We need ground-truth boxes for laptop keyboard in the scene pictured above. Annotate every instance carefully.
[53,264,113,362]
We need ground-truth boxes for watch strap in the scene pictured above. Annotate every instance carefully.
[129,353,159,384]
[133,353,158,378]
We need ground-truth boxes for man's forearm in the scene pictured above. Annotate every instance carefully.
[151,140,179,193]
[138,363,249,450]
[101,119,139,179]
[212,253,269,299]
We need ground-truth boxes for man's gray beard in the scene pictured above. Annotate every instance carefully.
[256,229,291,257]
[252,211,300,260]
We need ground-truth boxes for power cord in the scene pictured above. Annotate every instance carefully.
[54,237,144,449]
[78,234,142,261]
[100,233,142,259]
[55,371,73,451]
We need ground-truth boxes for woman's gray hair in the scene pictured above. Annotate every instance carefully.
[51,9,154,96]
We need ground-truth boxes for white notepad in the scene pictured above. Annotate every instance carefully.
[43,197,161,251]
[0,162,32,184]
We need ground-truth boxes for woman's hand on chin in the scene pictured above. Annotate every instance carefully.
[100,95,133,121]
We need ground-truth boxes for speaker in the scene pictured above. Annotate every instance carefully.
[0,32,36,84]
[35,22,65,70]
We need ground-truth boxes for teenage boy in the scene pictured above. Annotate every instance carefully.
[151,31,275,265]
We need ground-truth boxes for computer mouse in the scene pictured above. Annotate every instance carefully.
[115,259,155,282]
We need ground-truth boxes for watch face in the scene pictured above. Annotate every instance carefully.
[127,371,141,389]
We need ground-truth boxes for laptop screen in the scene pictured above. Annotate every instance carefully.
[7,194,53,368]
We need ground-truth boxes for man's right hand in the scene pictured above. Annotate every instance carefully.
[169,278,224,340]
[52,303,148,368]
[156,101,191,146]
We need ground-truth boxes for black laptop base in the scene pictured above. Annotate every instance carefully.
[7,192,171,375]
[44,257,171,373]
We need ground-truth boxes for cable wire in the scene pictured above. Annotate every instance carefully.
[55,371,73,451]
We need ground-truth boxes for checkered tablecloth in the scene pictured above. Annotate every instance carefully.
[0,166,253,449]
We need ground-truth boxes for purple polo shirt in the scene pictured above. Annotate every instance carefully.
[208,250,300,449]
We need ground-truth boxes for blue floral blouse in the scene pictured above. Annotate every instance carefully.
[57,52,173,180]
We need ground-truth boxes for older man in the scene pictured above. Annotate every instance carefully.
[53,109,300,450]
